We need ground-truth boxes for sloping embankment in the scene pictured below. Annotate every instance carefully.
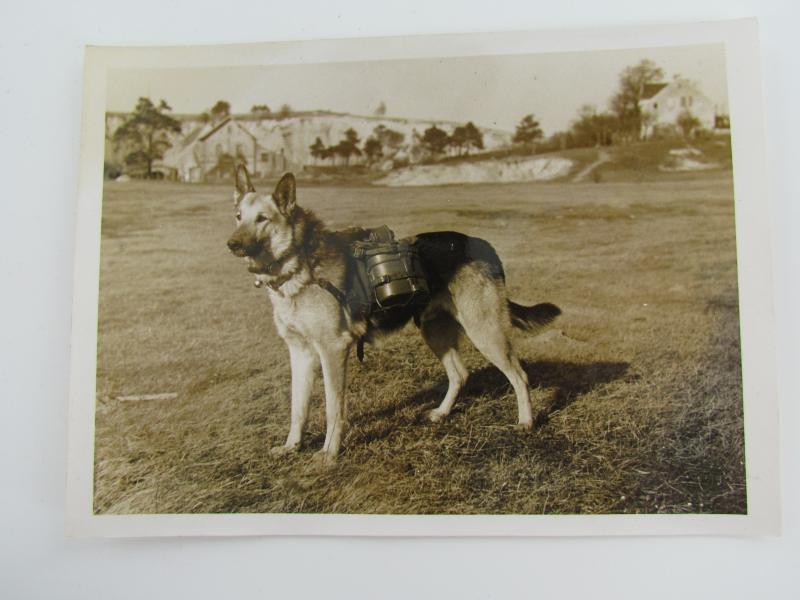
[375,156,574,187]
[658,147,721,172]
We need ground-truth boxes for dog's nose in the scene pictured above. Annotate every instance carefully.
[227,238,243,253]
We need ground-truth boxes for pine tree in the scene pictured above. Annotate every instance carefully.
[112,98,182,178]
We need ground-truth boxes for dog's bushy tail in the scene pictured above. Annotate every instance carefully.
[508,301,561,333]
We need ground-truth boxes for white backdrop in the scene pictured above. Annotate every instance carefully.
[1,1,798,598]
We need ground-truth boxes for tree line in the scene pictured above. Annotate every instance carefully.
[110,59,715,179]
[308,121,485,167]
[198,100,295,122]
[420,121,484,156]
[309,128,365,166]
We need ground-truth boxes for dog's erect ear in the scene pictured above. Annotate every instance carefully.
[273,173,296,214]
[234,164,255,199]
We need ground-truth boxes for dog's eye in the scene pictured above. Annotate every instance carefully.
[235,212,241,221]
[256,214,269,223]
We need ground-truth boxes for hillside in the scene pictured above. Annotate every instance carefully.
[376,155,576,186]
[105,111,512,181]
[373,138,732,186]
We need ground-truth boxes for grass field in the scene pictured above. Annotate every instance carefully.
[94,170,745,515]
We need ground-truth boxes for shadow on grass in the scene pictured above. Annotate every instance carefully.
[521,360,631,427]
[350,360,630,445]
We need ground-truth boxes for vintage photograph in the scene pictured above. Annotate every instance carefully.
[84,35,751,522]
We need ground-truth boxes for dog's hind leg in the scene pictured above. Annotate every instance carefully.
[316,341,350,463]
[272,339,318,456]
[468,329,533,429]
[451,266,534,429]
[421,312,469,423]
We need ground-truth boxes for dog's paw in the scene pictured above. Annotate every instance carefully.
[311,449,338,468]
[270,444,299,457]
[514,420,533,432]
[426,408,448,423]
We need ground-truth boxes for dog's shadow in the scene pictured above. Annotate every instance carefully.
[346,359,630,446]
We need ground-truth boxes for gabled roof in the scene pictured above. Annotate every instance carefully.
[198,117,232,142]
[178,124,207,149]
[641,82,669,100]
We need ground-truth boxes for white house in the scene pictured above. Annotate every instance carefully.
[639,76,719,138]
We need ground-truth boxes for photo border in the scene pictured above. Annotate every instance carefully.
[66,18,780,537]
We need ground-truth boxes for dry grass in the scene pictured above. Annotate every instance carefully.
[94,170,745,515]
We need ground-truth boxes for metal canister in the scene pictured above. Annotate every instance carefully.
[366,244,429,309]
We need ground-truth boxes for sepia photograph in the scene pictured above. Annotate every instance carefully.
[6,0,800,594]
[66,22,779,535]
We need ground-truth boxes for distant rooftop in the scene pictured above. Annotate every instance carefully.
[641,82,669,100]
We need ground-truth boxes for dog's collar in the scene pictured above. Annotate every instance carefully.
[255,262,348,308]
[263,267,300,292]
[252,253,293,288]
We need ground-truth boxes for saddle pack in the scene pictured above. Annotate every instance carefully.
[347,225,430,320]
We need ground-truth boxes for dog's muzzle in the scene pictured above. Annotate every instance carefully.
[227,237,248,257]
[227,236,263,258]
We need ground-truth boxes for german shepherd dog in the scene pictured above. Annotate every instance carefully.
[227,166,560,464]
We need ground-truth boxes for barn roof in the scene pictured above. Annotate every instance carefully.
[198,117,232,142]
[641,82,669,100]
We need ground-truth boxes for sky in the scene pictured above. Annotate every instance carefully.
[106,43,728,135]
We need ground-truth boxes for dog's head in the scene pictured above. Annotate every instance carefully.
[227,165,297,274]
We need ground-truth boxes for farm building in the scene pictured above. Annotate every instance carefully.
[165,117,301,183]
[639,76,721,138]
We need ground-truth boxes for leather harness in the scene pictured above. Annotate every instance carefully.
[259,265,367,363]
[256,226,424,364]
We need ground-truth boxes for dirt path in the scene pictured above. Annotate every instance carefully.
[572,149,611,182]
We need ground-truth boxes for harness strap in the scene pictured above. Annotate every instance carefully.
[315,277,367,364]
[315,278,348,305]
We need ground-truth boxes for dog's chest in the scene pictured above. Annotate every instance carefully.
[268,285,344,342]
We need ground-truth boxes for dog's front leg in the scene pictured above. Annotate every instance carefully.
[271,340,318,456]
[316,342,350,464]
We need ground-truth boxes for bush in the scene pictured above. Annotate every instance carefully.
[392,157,409,169]
[693,128,714,142]
[650,124,682,141]
[104,161,122,180]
